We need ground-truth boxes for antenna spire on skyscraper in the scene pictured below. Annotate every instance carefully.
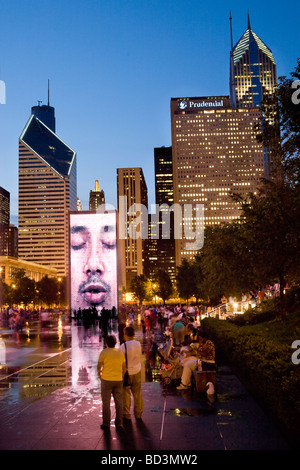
[229,12,237,108]
[229,11,233,50]
[48,78,50,106]
[247,10,251,30]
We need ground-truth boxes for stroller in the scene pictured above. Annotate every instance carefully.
[158,339,183,386]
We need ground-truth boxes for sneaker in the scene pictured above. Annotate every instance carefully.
[176,383,190,390]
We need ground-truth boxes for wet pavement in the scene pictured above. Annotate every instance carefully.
[0,317,291,452]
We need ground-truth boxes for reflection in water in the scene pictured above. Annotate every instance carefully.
[71,324,101,388]
[0,318,164,405]
[172,406,217,417]
[71,321,163,388]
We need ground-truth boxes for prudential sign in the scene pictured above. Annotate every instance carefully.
[178,99,224,109]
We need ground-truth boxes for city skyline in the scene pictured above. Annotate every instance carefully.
[0,0,299,223]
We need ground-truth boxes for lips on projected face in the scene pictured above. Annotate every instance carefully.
[79,278,111,306]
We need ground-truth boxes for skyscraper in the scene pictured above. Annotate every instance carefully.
[117,168,148,290]
[230,13,277,109]
[171,96,265,265]
[89,180,105,210]
[153,146,176,282]
[18,102,77,277]
[0,187,10,256]
[8,224,18,258]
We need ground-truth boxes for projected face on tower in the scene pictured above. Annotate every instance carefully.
[70,212,117,313]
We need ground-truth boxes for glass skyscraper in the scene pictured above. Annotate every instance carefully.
[18,103,77,277]
[230,14,277,109]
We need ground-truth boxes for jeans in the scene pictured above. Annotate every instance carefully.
[101,379,123,426]
[123,371,143,419]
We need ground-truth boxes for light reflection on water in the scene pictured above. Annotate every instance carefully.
[0,319,163,403]
[71,323,102,388]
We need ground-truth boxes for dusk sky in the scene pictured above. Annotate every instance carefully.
[0,0,299,223]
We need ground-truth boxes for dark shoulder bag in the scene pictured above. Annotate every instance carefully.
[123,342,130,386]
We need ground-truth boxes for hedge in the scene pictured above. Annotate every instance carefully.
[202,314,300,449]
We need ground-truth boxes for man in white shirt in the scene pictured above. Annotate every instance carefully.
[120,326,143,420]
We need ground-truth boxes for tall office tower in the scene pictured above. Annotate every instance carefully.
[8,224,18,258]
[147,214,158,282]
[171,96,265,265]
[153,146,176,282]
[230,13,277,109]
[18,102,77,277]
[89,180,105,210]
[117,168,148,290]
[77,198,82,211]
[0,187,10,256]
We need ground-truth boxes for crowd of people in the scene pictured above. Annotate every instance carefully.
[1,300,217,429]
[0,306,71,342]
[97,302,216,430]
[118,303,216,390]
[221,282,289,308]
[124,303,204,340]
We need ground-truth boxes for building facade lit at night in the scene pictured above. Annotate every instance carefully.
[18,103,77,277]
[171,96,266,265]
[89,180,105,211]
[117,167,148,291]
[153,146,176,282]
[230,14,277,109]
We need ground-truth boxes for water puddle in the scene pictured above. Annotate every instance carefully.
[171,406,217,417]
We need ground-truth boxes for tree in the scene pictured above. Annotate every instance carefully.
[8,268,36,308]
[130,274,148,306]
[37,276,59,308]
[15,276,36,308]
[154,269,173,305]
[198,223,253,303]
[238,180,300,320]
[0,279,11,307]
[191,254,205,302]
[176,258,195,303]
[57,276,68,306]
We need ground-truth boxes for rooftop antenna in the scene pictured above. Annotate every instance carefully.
[229,11,237,108]
[230,11,234,51]
[48,78,50,106]
[247,10,251,30]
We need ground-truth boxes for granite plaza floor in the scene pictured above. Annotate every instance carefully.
[0,317,290,452]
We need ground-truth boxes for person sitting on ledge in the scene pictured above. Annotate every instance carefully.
[176,335,215,390]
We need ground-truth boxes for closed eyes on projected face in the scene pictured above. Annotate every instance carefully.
[71,220,117,309]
